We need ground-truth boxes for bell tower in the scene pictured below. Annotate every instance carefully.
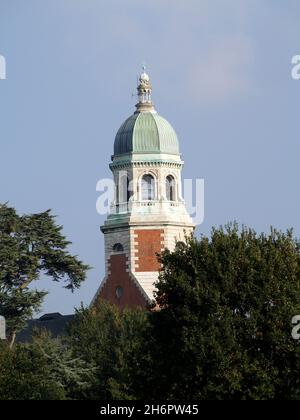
[93,68,195,308]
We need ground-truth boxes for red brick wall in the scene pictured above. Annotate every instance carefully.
[98,254,147,309]
[134,229,164,272]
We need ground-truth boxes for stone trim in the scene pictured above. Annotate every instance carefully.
[110,161,183,170]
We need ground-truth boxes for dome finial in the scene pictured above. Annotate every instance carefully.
[135,65,155,113]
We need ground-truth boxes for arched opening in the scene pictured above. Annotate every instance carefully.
[113,243,124,253]
[142,174,155,201]
[166,175,176,201]
[115,286,124,299]
[127,177,133,202]
[117,171,131,204]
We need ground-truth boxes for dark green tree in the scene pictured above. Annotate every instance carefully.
[0,333,93,400]
[137,225,300,400]
[0,204,89,346]
[0,339,65,400]
[69,300,149,400]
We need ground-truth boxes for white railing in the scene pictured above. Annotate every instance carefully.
[109,200,182,215]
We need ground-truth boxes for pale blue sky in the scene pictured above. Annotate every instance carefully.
[0,0,300,315]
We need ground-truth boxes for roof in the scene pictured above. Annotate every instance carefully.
[16,313,75,343]
[114,111,180,156]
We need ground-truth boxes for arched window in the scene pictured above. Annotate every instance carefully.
[142,174,155,201]
[166,175,176,201]
[113,243,124,253]
[127,177,133,202]
[117,172,131,204]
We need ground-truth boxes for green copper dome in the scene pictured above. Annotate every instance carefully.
[114,111,180,156]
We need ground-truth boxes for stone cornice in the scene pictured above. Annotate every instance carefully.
[101,220,195,233]
[110,160,183,170]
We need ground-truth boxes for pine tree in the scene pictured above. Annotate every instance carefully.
[0,203,90,346]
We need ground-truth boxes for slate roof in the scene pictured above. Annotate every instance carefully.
[16,313,75,343]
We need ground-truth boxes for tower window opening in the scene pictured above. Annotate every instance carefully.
[127,177,133,202]
[142,174,155,201]
[166,175,176,201]
[113,243,124,253]
[116,286,124,299]
[117,172,131,204]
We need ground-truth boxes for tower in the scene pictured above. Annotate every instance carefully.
[93,68,195,308]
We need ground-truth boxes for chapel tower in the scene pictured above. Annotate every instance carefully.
[93,68,195,308]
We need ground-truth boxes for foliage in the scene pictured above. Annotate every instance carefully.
[0,332,94,400]
[0,203,89,340]
[68,300,150,400]
[138,224,300,400]
[0,339,63,400]
[1,223,300,400]
[31,331,95,399]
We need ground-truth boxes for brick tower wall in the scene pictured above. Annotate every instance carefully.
[134,229,164,272]
[97,253,147,309]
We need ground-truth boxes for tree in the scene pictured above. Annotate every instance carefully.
[0,204,89,346]
[0,339,64,400]
[29,332,95,399]
[137,225,300,400]
[69,301,150,400]
[0,332,93,400]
